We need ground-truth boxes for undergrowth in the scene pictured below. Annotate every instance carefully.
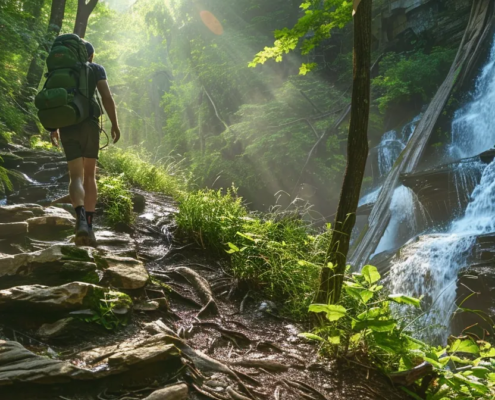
[99,147,184,198]
[98,174,134,227]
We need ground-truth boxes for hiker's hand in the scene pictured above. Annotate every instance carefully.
[50,130,60,148]
[111,125,121,144]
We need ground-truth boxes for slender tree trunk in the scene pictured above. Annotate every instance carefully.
[74,0,99,39]
[315,0,372,305]
[21,0,67,102]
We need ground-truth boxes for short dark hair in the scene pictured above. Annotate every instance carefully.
[84,41,95,57]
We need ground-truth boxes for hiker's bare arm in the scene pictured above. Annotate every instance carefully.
[97,80,120,143]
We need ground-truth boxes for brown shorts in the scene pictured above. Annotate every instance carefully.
[60,119,100,162]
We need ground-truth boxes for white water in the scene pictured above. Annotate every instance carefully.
[388,37,495,342]
[372,185,426,256]
[450,41,495,159]
[376,114,422,177]
[358,186,381,207]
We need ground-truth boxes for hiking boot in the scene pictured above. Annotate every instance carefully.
[75,209,90,246]
[87,227,97,248]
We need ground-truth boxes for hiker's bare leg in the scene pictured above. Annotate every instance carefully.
[83,158,97,211]
[67,158,85,207]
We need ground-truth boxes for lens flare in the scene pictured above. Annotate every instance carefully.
[200,10,223,35]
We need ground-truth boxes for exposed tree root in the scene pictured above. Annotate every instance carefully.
[230,359,290,373]
[173,267,220,318]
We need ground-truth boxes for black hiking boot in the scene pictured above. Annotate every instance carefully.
[74,206,90,246]
[87,227,97,248]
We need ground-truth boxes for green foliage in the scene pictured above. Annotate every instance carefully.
[301,266,495,399]
[250,0,352,71]
[176,187,332,316]
[80,291,132,330]
[373,47,456,113]
[98,174,134,227]
[99,147,185,198]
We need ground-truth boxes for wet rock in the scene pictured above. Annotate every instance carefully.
[132,192,146,213]
[27,206,75,230]
[0,282,126,314]
[0,203,44,223]
[100,255,149,289]
[108,343,179,368]
[0,152,23,168]
[134,300,160,311]
[0,222,28,238]
[95,230,137,258]
[37,317,101,342]
[0,340,89,385]
[16,161,39,174]
[144,384,189,400]
[0,245,98,289]
[33,167,65,183]
[8,185,49,203]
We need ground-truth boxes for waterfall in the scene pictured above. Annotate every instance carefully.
[450,41,495,159]
[389,159,495,342]
[388,36,495,342]
[358,186,381,207]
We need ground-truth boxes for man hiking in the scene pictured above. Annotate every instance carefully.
[50,40,120,246]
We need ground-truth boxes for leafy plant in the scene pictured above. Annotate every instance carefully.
[80,291,132,330]
[301,265,495,399]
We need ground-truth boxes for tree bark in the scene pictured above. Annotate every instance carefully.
[315,0,372,305]
[74,0,99,39]
[21,0,67,102]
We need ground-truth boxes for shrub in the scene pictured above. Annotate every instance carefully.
[373,47,456,113]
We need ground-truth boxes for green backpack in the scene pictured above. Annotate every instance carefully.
[35,34,97,130]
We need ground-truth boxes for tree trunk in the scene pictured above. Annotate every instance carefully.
[315,0,372,305]
[74,0,99,39]
[21,0,67,103]
[26,0,46,30]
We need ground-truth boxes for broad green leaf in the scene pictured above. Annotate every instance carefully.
[488,373,495,382]
[353,318,396,332]
[453,373,489,394]
[227,242,240,252]
[471,366,490,379]
[298,332,324,342]
[388,294,421,308]
[450,338,480,356]
[357,307,382,320]
[362,265,380,284]
[308,304,347,321]
[481,347,495,358]
[328,335,340,345]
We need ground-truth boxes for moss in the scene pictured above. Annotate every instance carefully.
[61,245,92,262]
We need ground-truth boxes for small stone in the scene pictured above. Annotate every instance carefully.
[134,300,160,311]
[0,222,28,238]
[144,384,189,400]
[100,255,149,289]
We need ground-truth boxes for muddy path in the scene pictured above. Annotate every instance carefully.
[0,145,406,400]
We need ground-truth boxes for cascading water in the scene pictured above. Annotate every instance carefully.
[388,36,495,343]
[450,39,495,159]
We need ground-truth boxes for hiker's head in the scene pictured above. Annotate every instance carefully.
[84,41,95,62]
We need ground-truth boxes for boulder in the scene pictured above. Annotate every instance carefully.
[0,245,98,289]
[0,222,28,239]
[0,340,89,386]
[132,192,146,213]
[0,152,23,169]
[144,384,188,400]
[99,255,149,289]
[0,282,128,314]
[27,206,75,230]
[33,167,65,183]
[8,185,49,204]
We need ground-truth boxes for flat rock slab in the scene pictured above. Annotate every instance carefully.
[0,222,28,239]
[144,384,188,400]
[0,245,98,289]
[0,204,44,223]
[27,206,75,230]
[0,282,118,314]
[100,255,149,289]
[95,230,137,258]
[0,340,89,386]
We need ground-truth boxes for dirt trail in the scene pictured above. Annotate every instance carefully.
[0,146,406,400]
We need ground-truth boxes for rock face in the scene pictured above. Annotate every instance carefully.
[0,222,29,239]
[95,230,137,258]
[0,204,45,223]
[27,206,75,230]
[0,245,98,289]
[0,282,111,313]
[100,255,149,289]
[0,340,88,385]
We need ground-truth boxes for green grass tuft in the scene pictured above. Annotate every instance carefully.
[99,147,184,197]
[98,174,134,227]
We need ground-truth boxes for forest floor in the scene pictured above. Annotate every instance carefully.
[0,146,407,400]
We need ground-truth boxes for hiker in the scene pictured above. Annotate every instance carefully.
[49,39,121,246]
